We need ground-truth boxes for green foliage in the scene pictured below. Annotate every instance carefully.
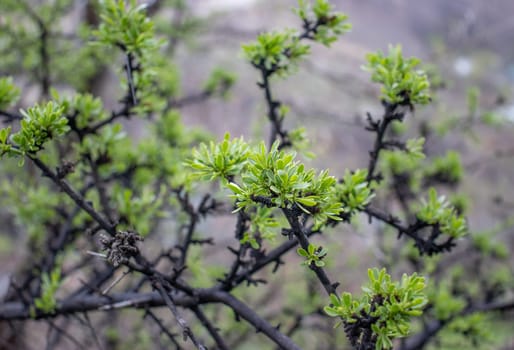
[189,138,376,229]
[0,77,20,109]
[405,137,426,160]
[4,183,60,245]
[416,188,467,238]
[242,30,310,76]
[471,232,509,259]
[466,86,480,116]
[94,0,162,56]
[0,1,511,349]
[445,313,493,347]
[337,169,374,214]
[0,127,15,158]
[242,0,350,76]
[5,101,69,158]
[203,68,237,98]
[288,126,315,158]
[242,206,280,249]
[33,265,62,314]
[187,133,249,182]
[364,45,431,106]
[428,281,466,320]
[424,151,463,184]
[324,268,427,349]
[79,123,126,161]
[115,185,165,236]
[297,243,328,267]
[57,91,107,129]
[227,141,343,228]
[295,0,352,46]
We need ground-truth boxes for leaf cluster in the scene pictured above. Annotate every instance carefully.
[297,243,328,267]
[416,188,467,239]
[33,265,62,315]
[364,45,431,106]
[94,0,162,56]
[1,101,69,160]
[242,30,310,76]
[0,77,20,110]
[295,0,352,46]
[324,268,427,350]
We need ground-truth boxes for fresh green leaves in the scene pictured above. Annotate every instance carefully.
[364,45,431,106]
[0,127,16,158]
[297,243,328,267]
[242,0,351,76]
[94,0,162,56]
[0,77,20,109]
[188,137,348,229]
[337,169,374,214]
[242,30,310,76]
[2,101,69,159]
[115,185,165,236]
[416,188,467,238]
[33,265,62,315]
[187,133,249,182]
[324,268,427,350]
[241,206,280,249]
[203,68,237,98]
[428,280,466,320]
[295,0,352,46]
[425,151,463,184]
[57,92,107,129]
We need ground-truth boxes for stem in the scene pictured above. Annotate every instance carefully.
[283,208,338,296]
[29,156,116,236]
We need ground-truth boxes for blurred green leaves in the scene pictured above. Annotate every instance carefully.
[33,265,62,315]
[365,45,431,106]
[296,0,351,47]
[416,188,467,239]
[94,0,162,56]
[243,30,310,76]
[0,77,20,110]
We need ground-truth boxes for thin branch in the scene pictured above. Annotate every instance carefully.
[283,208,338,296]
[46,319,86,350]
[145,309,183,349]
[207,290,302,350]
[29,156,116,236]
[153,279,207,350]
[191,305,230,350]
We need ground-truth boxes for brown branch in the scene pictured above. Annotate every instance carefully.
[153,279,207,350]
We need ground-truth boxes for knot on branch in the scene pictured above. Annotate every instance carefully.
[100,230,143,267]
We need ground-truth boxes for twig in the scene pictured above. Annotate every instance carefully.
[153,279,207,350]
[145,309,183,349]
[102,269,130,295]
[192,305,230,350]
[29,156,116,236]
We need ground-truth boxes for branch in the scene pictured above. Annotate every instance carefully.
[191,305,230,350]
[29,156,116,236]
[365,104,404,183]
[205,290,302,350]
[0,110,23,124]
[402,298,514,350]
[153,279,207,350]
[283,208,338,296]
